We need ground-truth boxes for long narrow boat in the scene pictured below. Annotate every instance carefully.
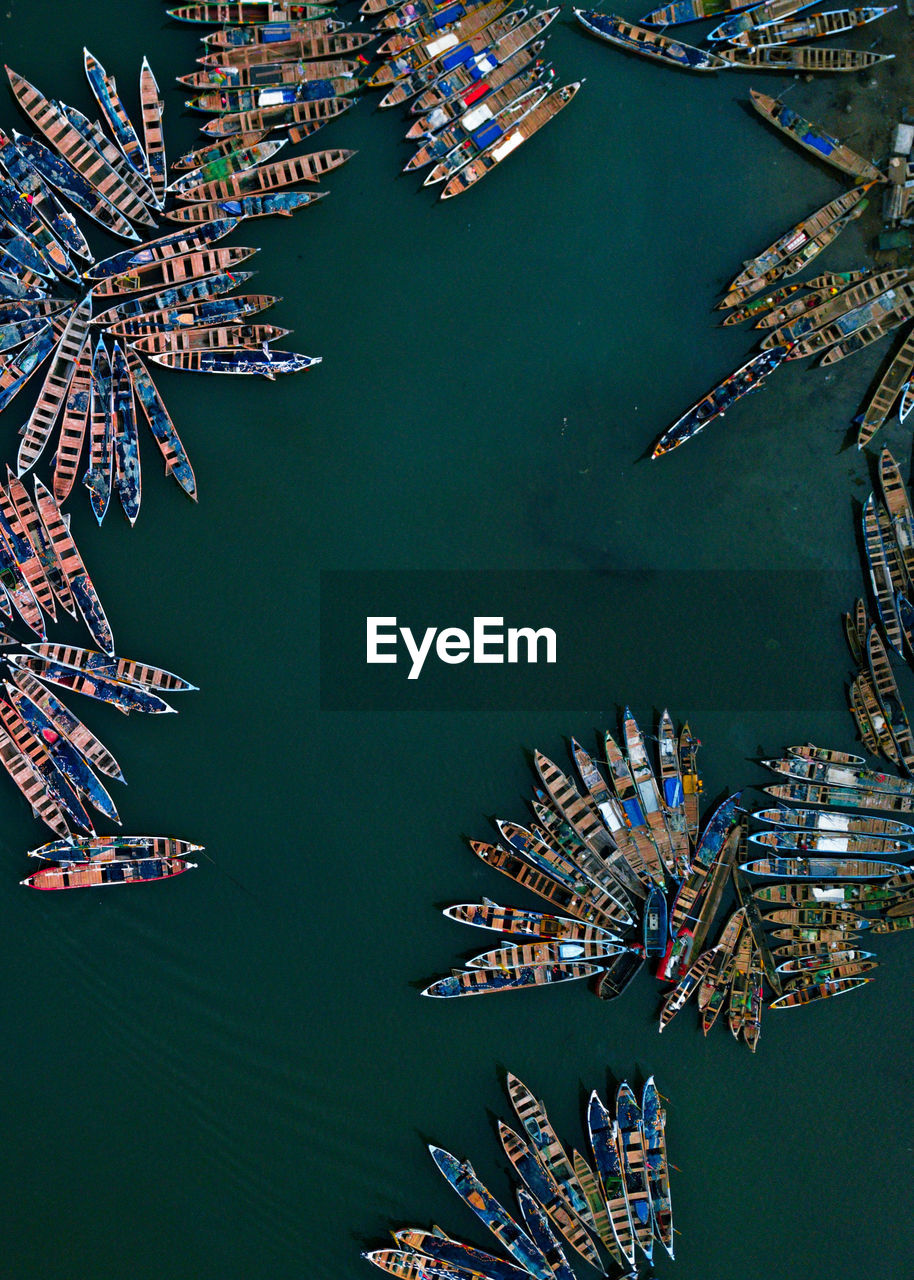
[91,245,258,298]
[24,644,195,693]
[167,141,286,195]
[22,856,196,889]
[85,219,239,282]
[52,343,92,506]
[442,80,578,198]
[422,962,598,996]
[586,1092,636,1267]
[179,58,360,90]
[858,329,914,449]
[169,3,336,21]
[85,337,113,524]
[603,733,666,887]
[615,1083,653,1260]
[33,479,114,654]
[84,49,150,184]
[728,4,894,44]
[748,826,912,854]
[0,300,68,326]
[187,78,359,114]
[0,126,94,262]
[775,946,874,970]
[657,710,692,873]
[743,854,908,878]
[92,272,254,328]
[698,909,745,1033]
[428,1147,554,1280]
[641,1078,673,1257]
[122,349,196,499]
[571,1149,621,1261]
[710,0,829,39]
[749,90,886,180]
[668,793,740,935]
[469,840,617,925]
[651,348,786,458]
[12,132,140,241]
[199,94,354,137]
[9,654,174,713]
[878,445,914,554]
[718,45,892,69]
[405,12,557,113]
[9,667,124,781]
[765,754,914,795]
[6,467,76,616]
[760,269,909,347]
[498,1123,604,1270]
[129,324,289,356]
[29,835,200,862]
[391,1232,530,1280]
[0,523,44,635]
[862,494,904,653]
[0,720,71,838]
[139,59,167,210]
[145,347,318,376]
[640,0,754,25]
[867,624,914,770]
[110,343,141,526]
[624,708,677,877]
[769,975,871,1007]
[851,675,893,760]
[743,949,764,1051]
[763,907,868,931]
[505,1073,600,1240]
[727,185,872,294]
[103,294,276,338]
[201,24,372,56]
[760,881,899,911]
[574,10,727,69]
[166,192,326,223]
[17,295,92,477]
[467,938,624,967]
[690,824,741,955]
[176,150,353,202]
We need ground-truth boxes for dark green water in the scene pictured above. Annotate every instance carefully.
[0,2,912,1277]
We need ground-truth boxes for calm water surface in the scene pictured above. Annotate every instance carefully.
[0,2,911,1277]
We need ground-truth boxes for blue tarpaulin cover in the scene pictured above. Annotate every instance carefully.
[471,120,502,149]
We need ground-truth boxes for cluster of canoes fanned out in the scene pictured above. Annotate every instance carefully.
[357,0,579,198]
[1,26,353,529]
[421,715,914,1045]
[571,2,895,74]
[840,447,914,772]
[646,84,906,460]
[362,1070,674,1280]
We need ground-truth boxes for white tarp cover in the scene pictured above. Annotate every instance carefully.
[813,837,850,852]
[427,33,460,56]
[819,813,851,831]
[813,886,850,902]
[491,129,524,161]
[461,102,493,130]
[893,123,914,156]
